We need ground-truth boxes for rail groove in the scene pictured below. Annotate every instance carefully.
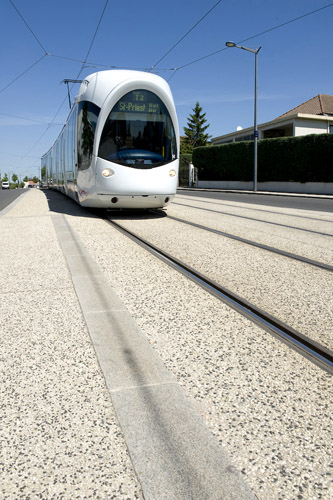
[159,213,333,272]
[174,201,333,238]
[177,194,333,223]
[105,218,333,374]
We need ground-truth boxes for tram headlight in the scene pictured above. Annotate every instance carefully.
[169,169,176,177]
[102,168,114,177]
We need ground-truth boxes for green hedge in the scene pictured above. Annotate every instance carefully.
[192,134,333,182]
[179,154,192,186]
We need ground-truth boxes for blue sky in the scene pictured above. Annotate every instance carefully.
[1,0,332,180]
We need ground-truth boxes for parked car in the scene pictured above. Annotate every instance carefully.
[1,181,10,189]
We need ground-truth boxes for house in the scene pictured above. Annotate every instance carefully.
[211,94,333,145]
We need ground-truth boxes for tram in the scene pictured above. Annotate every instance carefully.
[42,70,179,209]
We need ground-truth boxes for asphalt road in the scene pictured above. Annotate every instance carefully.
[0,188,26,211]
[178,189,333,212]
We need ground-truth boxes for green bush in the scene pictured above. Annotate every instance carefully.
[193,134,333,182]
[179,154,192,186]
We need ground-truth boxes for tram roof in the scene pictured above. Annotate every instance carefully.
[74,70,173,108]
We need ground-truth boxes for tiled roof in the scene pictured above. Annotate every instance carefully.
[276,94,333,119]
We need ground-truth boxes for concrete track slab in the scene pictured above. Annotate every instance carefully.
[1,189,256,499]
[53,212,256,500]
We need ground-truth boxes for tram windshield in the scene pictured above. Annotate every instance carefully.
[98,90,177,168]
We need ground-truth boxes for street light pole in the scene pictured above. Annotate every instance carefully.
[226,42,261,192]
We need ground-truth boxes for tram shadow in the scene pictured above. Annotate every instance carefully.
[104,208,167,221]
[44,189,90,217]
[43,189,167,220]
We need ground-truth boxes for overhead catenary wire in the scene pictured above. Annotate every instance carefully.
[4,0,108,94]
[19,94,69,163]
[64,0,110,110]
[3,0,50,93]
[49,53,176,72]
[0,54,48,93]
[4,2,330,91]
[150,0,224,71]
[75,0,110,80]
[9,0,49,54]
[3,0,110,94]
[18,0,111,166]
[236,3,333,47]
[0,151,40,159]
[172,2,333,72]
[3,1,332,173]
[0,112,57,125]
[32,1,333,80]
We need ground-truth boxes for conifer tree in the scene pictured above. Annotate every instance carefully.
[182,102,211,153]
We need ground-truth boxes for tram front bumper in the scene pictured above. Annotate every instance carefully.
[93,193,174,209]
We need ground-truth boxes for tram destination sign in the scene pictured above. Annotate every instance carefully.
[116,91,161,114]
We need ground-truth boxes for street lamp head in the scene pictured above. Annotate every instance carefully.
[225,41,261,54]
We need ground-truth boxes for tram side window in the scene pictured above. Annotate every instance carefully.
[58,134,64,184]
[55,141,59,184]
[47,153,51,183]
[52,147,57,183]
[66,111,74,173]
[77,101,100,170]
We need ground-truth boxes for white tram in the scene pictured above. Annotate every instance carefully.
[42,70,179,209]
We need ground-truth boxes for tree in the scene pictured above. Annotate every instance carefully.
[12,173,18,184]
[182,102,211,154]
[41,165,46,181]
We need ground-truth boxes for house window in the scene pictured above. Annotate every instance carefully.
[330,125,333,134]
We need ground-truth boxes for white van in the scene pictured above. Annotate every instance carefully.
[1,181,10,189]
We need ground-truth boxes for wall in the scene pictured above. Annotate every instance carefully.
[294,119,330,136]
[196,180,333,195]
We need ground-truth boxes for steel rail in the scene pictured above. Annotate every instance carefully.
[160,213,333,272]
[177,194,333,224]
[173,201,333,238]
[105,217,333,374]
